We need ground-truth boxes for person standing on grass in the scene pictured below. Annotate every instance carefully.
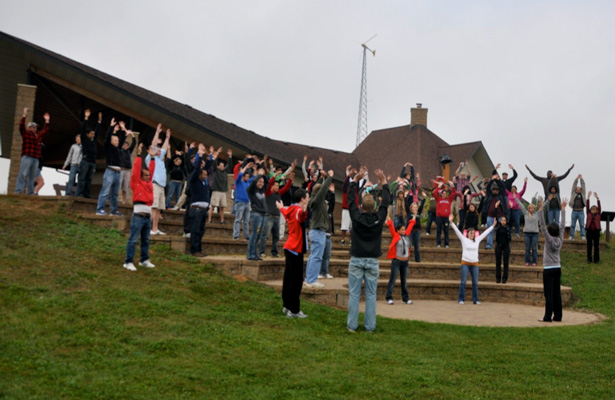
[188,146,213,258]
[145,124,171,235]
[493,216,511,284]
[537,198,567,322]
[515,198,540,266]
[123,144,156,272]
[586,191,601,264]
[277,189,310,318]
[62,134,82,196]
[16,107,50,195]
[450,213,496,305]
[304,168,334,288]
[346,167,390,333]
[385,216,416,305]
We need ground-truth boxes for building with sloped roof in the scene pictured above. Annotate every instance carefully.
[1,31,494,196]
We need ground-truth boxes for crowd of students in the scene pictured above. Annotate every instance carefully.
[16,111,605,330]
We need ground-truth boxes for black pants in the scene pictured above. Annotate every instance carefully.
[587,229,600,263]
[75,160,96,198]
[495,244,510,283]
[435,216,449,246]
[542,268,562,322]
[282,249,304,314]
[189,207,207,254]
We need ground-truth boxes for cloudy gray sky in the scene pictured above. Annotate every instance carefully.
[1,0,614,213]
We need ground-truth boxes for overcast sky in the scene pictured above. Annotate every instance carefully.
[1,0,614,212]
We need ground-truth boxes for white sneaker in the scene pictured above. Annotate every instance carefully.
[386,299,394,305]
[318,274,326,279]
[156,230,166,235]
[123,263,137,271]
[474,301,481,305]
[183,232,191,238]
[150,230,158,236]
[304,281,325,288]
[458,300,465,305]
[404,299,413,305]
[139,260,156,268]
[325,274,334,279]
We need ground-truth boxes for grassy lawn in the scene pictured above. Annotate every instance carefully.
[1,196,614,399]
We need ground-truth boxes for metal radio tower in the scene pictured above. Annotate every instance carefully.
[356,35,376,148]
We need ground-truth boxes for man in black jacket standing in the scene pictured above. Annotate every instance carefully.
[75,109,101,198]
[346,167,390,333]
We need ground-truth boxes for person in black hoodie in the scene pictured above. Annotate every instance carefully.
[166,153,186,209]
[494,215,511,283]
[346,167,390,333]
[96,118,127,216]
[75,109,102,198]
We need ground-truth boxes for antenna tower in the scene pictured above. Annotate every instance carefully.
[356,35,376,148]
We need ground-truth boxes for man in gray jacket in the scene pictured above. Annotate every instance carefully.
[62,134,82,196]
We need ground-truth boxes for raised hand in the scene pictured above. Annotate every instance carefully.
[588,191,592,198]
[275,200,284,210]
[227,148,233,157]
[561,199,568,211]
[166,129,171,139]
[43,113,50,123]
[524,177,528,183]
[119,120,126,130]
[508,164,514,170]
[23,107,28,117]
[156,123,162,133]
[84,109,91,119]
[98,112,103,122]
[110,117,117,127]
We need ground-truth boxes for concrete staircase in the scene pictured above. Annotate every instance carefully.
[64,197,600,308]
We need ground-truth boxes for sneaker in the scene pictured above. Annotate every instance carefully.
[325,274,334,279]
[474,301,481,305]
[272,254,281,258]
[341,240,346,244]
[156,230,166,235]
[304,281,325,288]
[150,230,158,235]
[295,311,308,318]
[581,237,586,241]
[183,232,191,238]
[404,299,413,305]
[191,252,206,258]
[318,274,326,279]
[436,244,441,248]
[286,310,295,318]
[445,245,449,248]
[233,237,239,241]
[347,327,357,333]
[515,234,520,238]
[139,260,156,268]
[425,232,430,236]
[96,210,107,216]
[282,307,289,314]
[458,300,465,305]
[525,263,529,266]
[386,299,394,305]
[531,263,537,266]
[122,262,137,271]
[111,211,123,216]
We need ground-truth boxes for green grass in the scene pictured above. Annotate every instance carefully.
[1,197,614,399]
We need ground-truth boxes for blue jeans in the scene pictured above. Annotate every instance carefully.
[409,230,421,262]
[259,215,280,256]
[96,168,121,213]
[319,235,332,275]
[509,209,521,235]
[347,257,379,331]
[247,211,266,259]
[386,259,409,302]
[76,160,96,198]
[485,216,500,249]
[65,165,79,196]
[547,209,560,225]
[305,229,326,283]
[189,207,207,253]
[232,201,250,239]
[524,232,538,264]
[570,210,586,239]
[458,264,479,303]
[124,214,151,264]
[166,180,183,209]
[15,155,39,194]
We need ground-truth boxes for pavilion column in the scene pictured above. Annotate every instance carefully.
[8,84,37,193]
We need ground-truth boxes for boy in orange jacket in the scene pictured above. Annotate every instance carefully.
[385,217,416,304]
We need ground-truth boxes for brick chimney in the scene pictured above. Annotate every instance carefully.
[410,103,428,127]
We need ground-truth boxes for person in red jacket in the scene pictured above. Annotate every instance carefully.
[277,188,310,318]
[586,191,601,264]
[385,217,416,305]
[433,180,457,248]
[123,144,156,272]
